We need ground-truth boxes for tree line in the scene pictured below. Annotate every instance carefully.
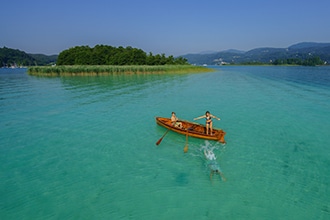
[273,56,325,66]
[57,45,188,65]
[239,56,325,66]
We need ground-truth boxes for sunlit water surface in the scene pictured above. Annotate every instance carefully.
[1,66,329,219]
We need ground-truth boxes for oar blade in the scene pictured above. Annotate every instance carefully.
[183,144,188,153]
[156,138,163,145]
[156,129,169,146]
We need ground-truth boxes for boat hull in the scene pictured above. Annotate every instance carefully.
[155,117,226,143]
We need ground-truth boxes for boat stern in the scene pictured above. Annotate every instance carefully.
[217,130,226,144]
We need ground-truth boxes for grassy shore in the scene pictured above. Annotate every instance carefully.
[28,65,212,76]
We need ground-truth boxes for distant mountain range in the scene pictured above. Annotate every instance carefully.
[1,42,330,67]
[0,47,57,67]
[181,42,330,65]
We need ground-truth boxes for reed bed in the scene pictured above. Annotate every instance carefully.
[28,65,212,76]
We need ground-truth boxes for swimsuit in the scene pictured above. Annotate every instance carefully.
[206,116,212,124]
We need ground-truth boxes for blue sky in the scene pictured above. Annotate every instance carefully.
[1,0,329,56]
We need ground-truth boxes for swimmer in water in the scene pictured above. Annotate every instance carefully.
[204,149,216,160]
[204,149,226,181]
[209,162,226,181]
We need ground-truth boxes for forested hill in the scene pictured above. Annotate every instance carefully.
[182,42,330,65]
[56,45,188,65]
[0,47,57,67]
[3,42,329,67]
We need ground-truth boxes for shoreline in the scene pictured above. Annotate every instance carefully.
[27,65,213,76]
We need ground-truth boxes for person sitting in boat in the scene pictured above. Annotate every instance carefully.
[204,149,226,181]
[171,112,183,129]
[194,111,220,135]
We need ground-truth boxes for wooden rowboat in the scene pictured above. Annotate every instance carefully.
[155,117,226,143]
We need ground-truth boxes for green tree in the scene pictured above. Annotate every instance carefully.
[303,56,323,66]
[56,45,189,66]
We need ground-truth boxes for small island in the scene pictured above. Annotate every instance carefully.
[27,45,212,76]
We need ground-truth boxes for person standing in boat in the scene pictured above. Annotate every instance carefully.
[171,112,183,129]
[194,111,220,135]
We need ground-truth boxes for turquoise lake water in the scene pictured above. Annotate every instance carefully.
[1,66,329,219]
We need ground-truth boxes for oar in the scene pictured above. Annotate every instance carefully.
[183,129,189,153]
[156,129,169,145]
